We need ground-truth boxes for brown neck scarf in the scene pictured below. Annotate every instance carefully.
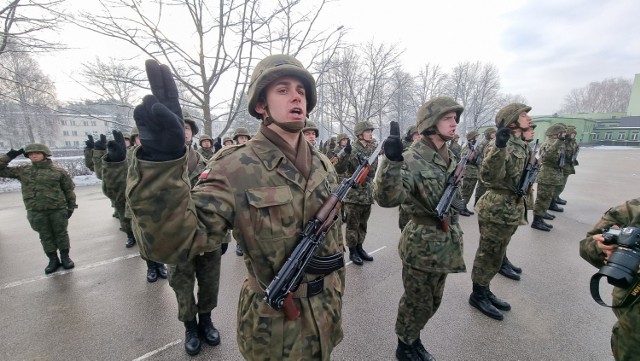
[422,136,450,166]
[260,124,312,180]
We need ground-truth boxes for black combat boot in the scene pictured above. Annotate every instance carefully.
[459,207,473,216]
[198,312,221,346]
[349,247,363,265]
[555,196,567,205]
[59,249,75,270]
[396,339,422,361]
[503,256,522,274]
[542,219,553,229]
[125,231,136,248]
[548,200,564,212]
[44,252,61,274]
[184,319,202,356]
[156,262,168,279]
[357,244,374,262]
[498,260,520,281]
[146,260,158,283]
[413,339,437,361]
[531,215,551,232]
[235,244,243,256]
[486,287,511,311]
[469,283,503,320]
[542,212,555,220]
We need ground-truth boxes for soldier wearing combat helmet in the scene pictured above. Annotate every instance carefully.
[375,96,465,361]
[555,125,578,205]
[198,134,215,160]
[127,54,344,359]
[473,126,497,204]
[459,130,480,217]
[302,119,320,147]
[232,127,251,144]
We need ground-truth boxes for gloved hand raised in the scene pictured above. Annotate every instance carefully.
[133,60,186,162]
[495,128,511,149]
[94,134,107,151]
[107,130,127,162]
[213,137,222,153]
[85,135,95,149]
[7,148,24,159]
[404,129,413,143]
[221,243,228,255]
[344,139,352,154]
[382,121,403,161]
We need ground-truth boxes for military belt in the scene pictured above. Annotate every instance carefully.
[246,271,337,299]
[488,189,517,196]
[411,214,459,227]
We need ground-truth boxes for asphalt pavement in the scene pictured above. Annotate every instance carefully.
[1,147,638,361]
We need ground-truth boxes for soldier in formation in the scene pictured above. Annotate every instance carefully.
[469,103,532,321]
[473,127,496,205]
[374,96,466,361]
[459,130,479,217]
[555,125,578,205]
[198,134,215,161]
[449,133,462,160]
[397,125,421,231]
[302,120,319,148]
[127,55,345,360]
[1,144,77,274]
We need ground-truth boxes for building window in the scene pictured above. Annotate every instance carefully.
[591,133,598,140]
[604,132,612,140]
[60,120,66,125]
[83,121,88,126]
[91,121,97,126]
[74,141,80,146]
[65,141,71,146]
[72,131,78,136]
[71,120,76,126]
[632,133,639,141]
[617,133,625,140]
[63,130,69,136]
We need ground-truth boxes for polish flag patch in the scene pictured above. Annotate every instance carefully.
[199,168,211,179]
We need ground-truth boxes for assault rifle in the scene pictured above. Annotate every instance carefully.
[517,140,540,198]
[434,142,475,232]
[558,138,566,168]
[264,142,383,320]
[330,147,346,164]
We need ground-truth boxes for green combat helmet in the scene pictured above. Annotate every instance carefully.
[495,103,531,128]
[232,127,252,141]
[336,133,349,143]
[247,54,317,119]
[130,127,139,142]
[416,96,464,134]
[199,134,213,146]
[302,120,320,137]
[566,125,577,134]
[23,143,52,157]
[222,136,234,145]
[466,130,479,141]
[483,127,496,135]
[354,120,376,136]
[406,125,418,136]
[545,123,566,136]
[183,112,199,135]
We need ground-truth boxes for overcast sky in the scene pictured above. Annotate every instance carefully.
[40,0,640,116]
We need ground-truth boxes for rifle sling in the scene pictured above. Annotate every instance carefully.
[247,271,338,299]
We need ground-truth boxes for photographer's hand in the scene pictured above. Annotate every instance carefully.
[593,234,616,262]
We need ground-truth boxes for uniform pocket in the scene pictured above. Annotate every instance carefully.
[246,186,297,240]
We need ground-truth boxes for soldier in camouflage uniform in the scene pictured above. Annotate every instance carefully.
[579,198,640,361]
[469,103,532,321]
[555,125,578,205]
[343,120,379,266]
[449,134,462,160]
[473,127,496,205]
[222,136,234,146]
[459,131,479,217]
[197,134,215,161]
[531,123,567,232]
[1,144,77,274]
[127,55,345,360]
[302,119,319,148]
[230,127,253,257]
[398,125,420,231]
[374,97,466,361]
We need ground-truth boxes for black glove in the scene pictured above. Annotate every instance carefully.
[344,139,352,154]
[107,130,127,162]
[67,208,75,219]
[221,243,228,255]
[85,135,95,149]
[133,60,186,161]
[94,134,107,150]
[404,129,413,143]
[213,137,222,153]
[495,128,511,148]
[7,148,24,159]
[383,121,403,161]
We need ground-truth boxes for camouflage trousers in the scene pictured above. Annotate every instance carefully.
[344,203,372,248]
[475,182,487,205]
[395,265,447,345]
[398,206,410,231]
[611,287,640,361]
[555,174,570,198]
[27,209,70,254]
[533,182,556,216]
[168,249,222,322]
[471,221,518,286]
[114,200,132,235]
[461,176,478,204]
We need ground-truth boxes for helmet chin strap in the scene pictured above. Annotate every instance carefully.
[263,107,305,133]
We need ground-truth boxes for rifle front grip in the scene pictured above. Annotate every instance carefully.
[283,292,300,320]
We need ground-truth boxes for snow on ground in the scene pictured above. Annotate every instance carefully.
[0,174,101,193]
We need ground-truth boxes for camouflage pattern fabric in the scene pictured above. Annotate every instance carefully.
[27,209,70,253]
[126,129,345,360]
[168,249,222,322]
[536,138,564,186]
[460,143,479,203]
[395,267,447,345]
[84,147,94,171]
[471,221,519,285]
[343,140,378,205]
[579,198,640,361]
[534,182,556,216]
[101,156,131,234]
[449,141,462,161]
[91,149,106,180]
[197,147,214,161]
[344,203,371,248]
[472,138,491,201]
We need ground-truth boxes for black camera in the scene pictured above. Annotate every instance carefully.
[596,226,640,289]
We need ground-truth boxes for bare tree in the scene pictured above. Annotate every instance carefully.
[0,50,58,144]
[415,63,447,105]
[387,69,417,134]
[70,0,345,137]
[559,77,632,114]
[0,0,65,55]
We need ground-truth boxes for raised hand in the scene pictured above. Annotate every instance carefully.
[133,60,185,161]
[7,148,24,159]
[94,134,107,150]
[107,130,127,162]
[213,137,222,153]
[344,139,352,154]
[85,135,95,149]
[383,121,403,161]
[495,128,511,148]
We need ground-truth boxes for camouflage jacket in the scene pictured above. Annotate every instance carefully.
[343,140,378,205]
[373,140,466,273]
[197,147,214,161]
[0,155,77,211]
[326,145,349,182]
[91,149,106,180]
[461,143,479,179]
[563,139,576,175]
[449,141,462,161]
[537,138,564,185]
[579,198,640,310]
[477,135,528,225]
[126,129,344,360]
[84,147,94,171]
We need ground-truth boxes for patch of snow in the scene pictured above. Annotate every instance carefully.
[0,174,101,193]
